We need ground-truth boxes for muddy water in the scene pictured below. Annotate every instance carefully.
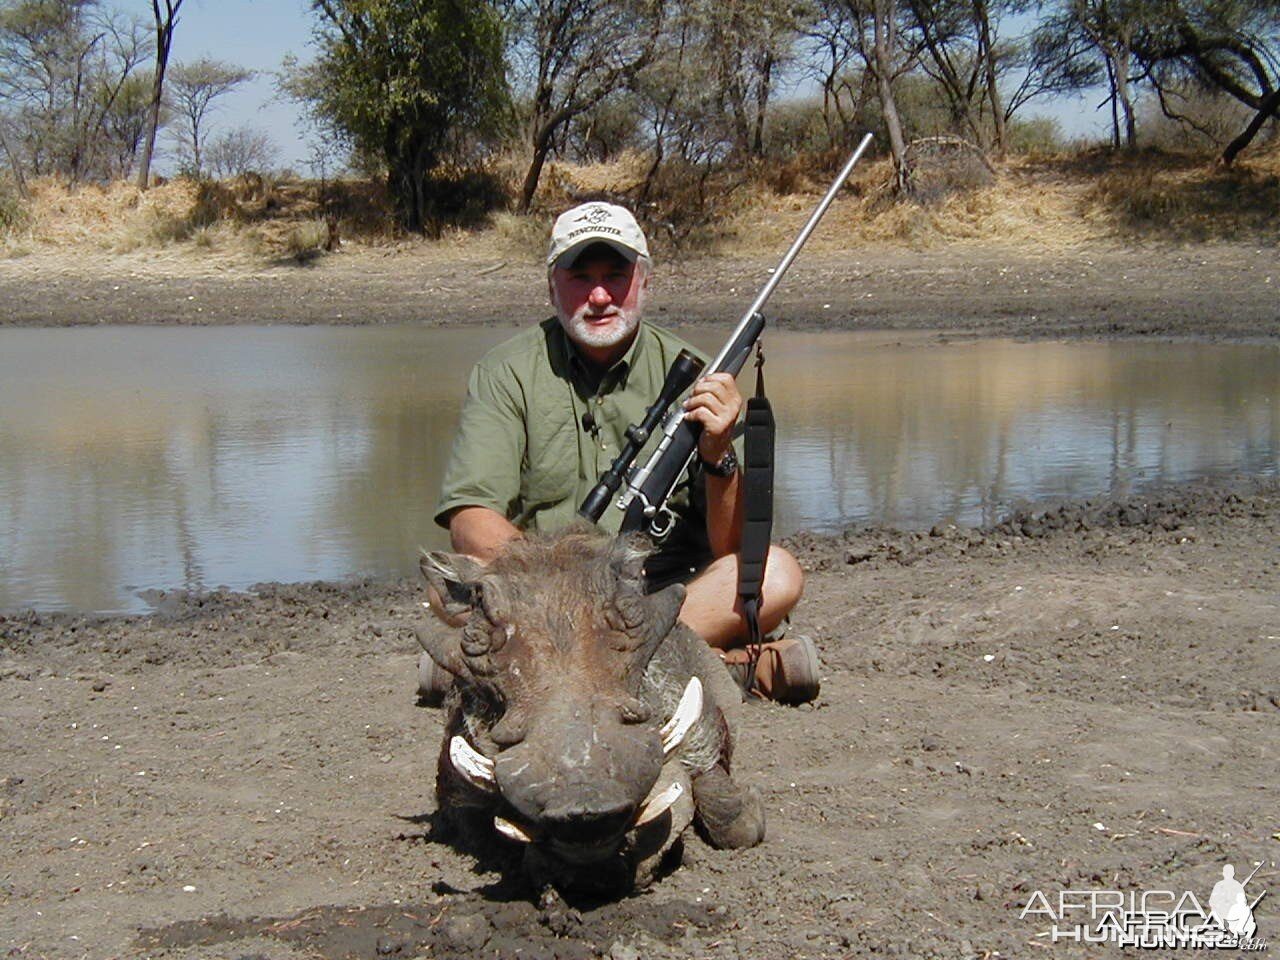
[1,326,1275,613]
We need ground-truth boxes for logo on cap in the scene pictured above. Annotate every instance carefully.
[575,205,611,225]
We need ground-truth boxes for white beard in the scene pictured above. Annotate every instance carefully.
[557,294,644,352]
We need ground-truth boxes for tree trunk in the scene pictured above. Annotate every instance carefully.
[136,1,182,190]
[751,51,774,158]
[520,102,576,213]
[975,0,1005,159]
[0,123,28,198]
[1222,87,1280,165]
[872,0,908,189]
[1103,56,1121,148]
[1113,46,1136,148]
[519,117,559,213]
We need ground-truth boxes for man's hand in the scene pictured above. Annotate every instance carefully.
[683,372,742,468]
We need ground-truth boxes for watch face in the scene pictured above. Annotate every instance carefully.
[705,449,738,477]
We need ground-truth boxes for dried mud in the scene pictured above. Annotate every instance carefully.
[2,481,1278,959]
[1,241,1276,340]
[1,243,1278,958]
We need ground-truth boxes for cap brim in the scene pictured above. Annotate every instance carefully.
[552,237,641,270]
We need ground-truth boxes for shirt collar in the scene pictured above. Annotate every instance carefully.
[558,320,650,394]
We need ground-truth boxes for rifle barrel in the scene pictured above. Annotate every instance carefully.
[706,132,874,375]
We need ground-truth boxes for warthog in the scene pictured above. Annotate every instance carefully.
[416,528,765,893]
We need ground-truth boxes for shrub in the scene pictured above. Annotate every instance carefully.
[0,178,30,232]
[283,219,331,262]
[903,137,995,204]
[1006,116,1066,156]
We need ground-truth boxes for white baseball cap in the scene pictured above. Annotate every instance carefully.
[546,201,649,270]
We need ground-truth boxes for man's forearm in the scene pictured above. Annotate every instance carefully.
[448,505,522,562]
[705,472,743,558]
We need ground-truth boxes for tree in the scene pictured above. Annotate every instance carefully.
[205,125,277,178]
[99,69,154,178]
[509,0,662,211]
[903,0,1021,155]
[698,0,803,159]
[1132,0,1279,162]
[1070,0,1146,147]
[804,0,878,144]
[136,0,182,189]
[289,0,508,232]
[0,0,147,183]
[167,57,252,177]
[812,0,920,187]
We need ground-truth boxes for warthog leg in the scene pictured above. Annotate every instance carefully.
[691,763,766,850]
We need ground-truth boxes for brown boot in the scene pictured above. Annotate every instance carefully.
[720,635,821,705]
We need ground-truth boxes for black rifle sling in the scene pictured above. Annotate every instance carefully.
[739,342,774,692]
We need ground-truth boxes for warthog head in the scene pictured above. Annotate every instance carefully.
[417,528,763,892]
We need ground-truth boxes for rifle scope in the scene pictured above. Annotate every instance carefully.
[577,348,705,523]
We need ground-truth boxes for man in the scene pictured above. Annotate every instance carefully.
[429,201,818,703]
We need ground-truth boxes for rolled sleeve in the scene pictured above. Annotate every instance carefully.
[434,362,526,528]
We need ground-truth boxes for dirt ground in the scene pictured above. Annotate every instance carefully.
[2,481,1277,960]
[1,242,1278,959]
[0,240,1276,339]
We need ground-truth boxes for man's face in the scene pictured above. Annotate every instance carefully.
[549,246,648,364]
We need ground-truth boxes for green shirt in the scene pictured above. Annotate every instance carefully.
[435,318,713,571]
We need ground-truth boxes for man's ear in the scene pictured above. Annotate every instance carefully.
[419,551,486,622]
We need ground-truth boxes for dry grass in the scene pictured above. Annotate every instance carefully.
[3,143,1275,267]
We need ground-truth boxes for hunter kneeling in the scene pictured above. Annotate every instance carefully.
[426,202,818,704]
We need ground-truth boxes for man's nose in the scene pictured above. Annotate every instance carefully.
[588,284,613,308]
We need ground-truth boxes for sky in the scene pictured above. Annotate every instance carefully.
[161,0,1111,176]
[163,0,316,173]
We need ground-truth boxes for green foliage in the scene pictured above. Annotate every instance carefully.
[167,58,254,177]
[288,0,510,233]
[0,0,149,183]
[1005,115,1066,155]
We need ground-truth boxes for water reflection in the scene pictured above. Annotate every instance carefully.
[0,327,1275,613]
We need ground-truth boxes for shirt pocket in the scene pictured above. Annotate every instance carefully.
[521,413,577,514]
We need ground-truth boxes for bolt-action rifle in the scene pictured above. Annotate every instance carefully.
[578,132,875,538]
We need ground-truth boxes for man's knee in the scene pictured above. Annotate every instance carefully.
[763,545,804,617]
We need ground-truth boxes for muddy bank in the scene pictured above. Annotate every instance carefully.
[2,242,1277,339]
[2,479,1277,958]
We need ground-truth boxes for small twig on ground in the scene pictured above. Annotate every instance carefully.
[1152,827,1204,838]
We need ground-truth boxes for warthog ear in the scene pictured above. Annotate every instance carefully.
[606,535,650,594]
[632,582,687,672]
[419,551,486,621]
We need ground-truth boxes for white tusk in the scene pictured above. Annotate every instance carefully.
[493,816,536,843]
[659,676,703,757]
[635,780,684,826]
[449,735,496,791]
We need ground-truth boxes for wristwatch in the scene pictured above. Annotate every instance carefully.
[701,448,739,478]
